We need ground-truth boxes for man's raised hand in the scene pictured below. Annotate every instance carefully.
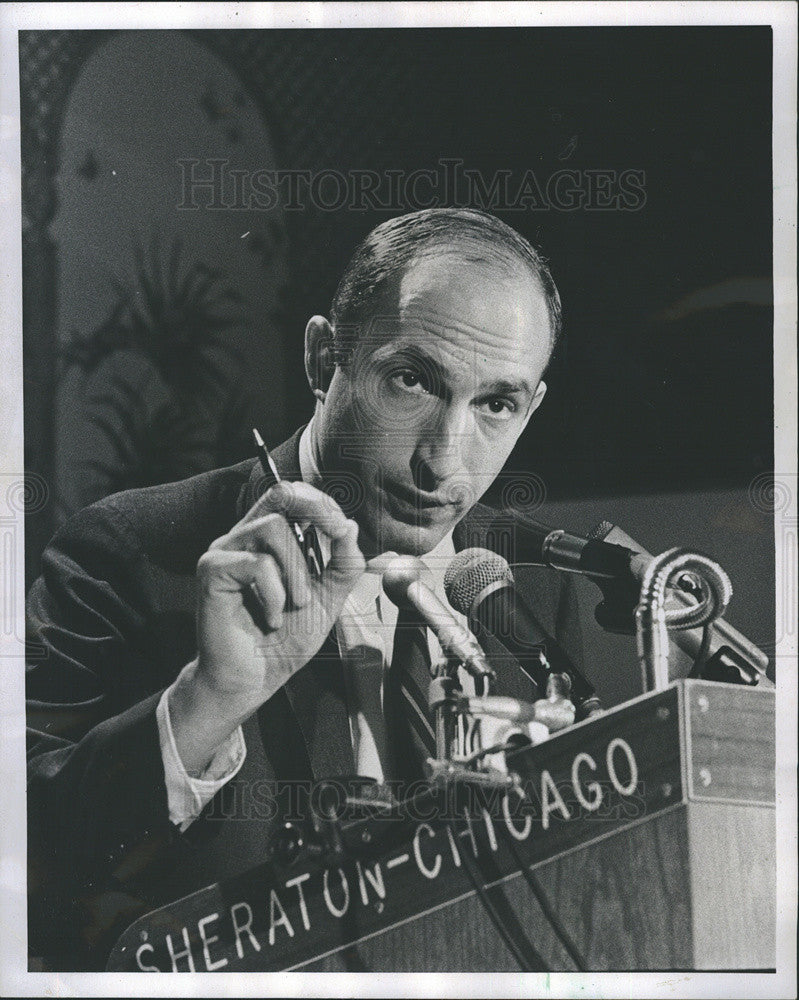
[168,481,365,775]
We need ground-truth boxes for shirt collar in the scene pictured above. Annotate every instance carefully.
[298,415,323,489]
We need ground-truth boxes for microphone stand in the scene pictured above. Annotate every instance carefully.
[422,652,581,973]
[423,655,517,794]
[587,524,771,686]
[424,653,577,801]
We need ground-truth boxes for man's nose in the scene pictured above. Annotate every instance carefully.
[411,404,469,493]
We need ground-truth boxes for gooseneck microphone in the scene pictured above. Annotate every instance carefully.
[484,514,770,682]
[588,521,770,680]
[444,548,602,719]
[499,519,652,582]
[382,555,495,682]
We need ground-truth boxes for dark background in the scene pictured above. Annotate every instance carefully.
[266,27,774,501]
[20,27,775,704]
[208,26,774,500]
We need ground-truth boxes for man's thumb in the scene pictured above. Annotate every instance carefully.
[325,520,366,598]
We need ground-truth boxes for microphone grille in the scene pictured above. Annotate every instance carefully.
[587,520,614,541]
[444,547,513,616]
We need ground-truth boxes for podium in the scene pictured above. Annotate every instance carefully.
[107,679,775,972]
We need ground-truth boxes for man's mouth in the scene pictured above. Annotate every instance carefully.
[380,480,454,517]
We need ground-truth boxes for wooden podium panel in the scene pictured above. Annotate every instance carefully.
[304,805,697,971]
[107,680,775,972]
[687,801,774,969]
[300,799,773,971]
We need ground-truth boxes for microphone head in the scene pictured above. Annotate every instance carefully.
[444,547,514,617]
[587,520,614,542]
[382,554,435,607]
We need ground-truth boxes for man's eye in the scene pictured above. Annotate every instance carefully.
[478,398,516,419]
[390,369,430,394]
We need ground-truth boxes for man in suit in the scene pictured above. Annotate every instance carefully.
[26,208,590,967]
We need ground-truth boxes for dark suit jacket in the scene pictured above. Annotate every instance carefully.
[26,426,585,967]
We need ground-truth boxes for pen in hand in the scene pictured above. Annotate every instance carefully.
[252,428,325,580]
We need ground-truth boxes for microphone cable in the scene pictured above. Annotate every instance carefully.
[456,739,590,970]
[497,823,588,971]
[447,819,548,972]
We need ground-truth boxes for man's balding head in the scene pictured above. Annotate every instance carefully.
[329,208,562,363]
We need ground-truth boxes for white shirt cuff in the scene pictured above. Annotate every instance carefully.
[156,687,247,832]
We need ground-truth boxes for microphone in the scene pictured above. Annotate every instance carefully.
[494,514,770,683]
[444,548,602,719]
[382,555,495,683]
[501,518,652,582]
[588,521,770,681]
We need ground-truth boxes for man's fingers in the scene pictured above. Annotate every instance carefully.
[325,519,366,594]
[252,555,287,630]
[213,513,311,608]
[198,549,287,630]
[198,548,259,593]
[203,493,366,632]
[242,480,349,538]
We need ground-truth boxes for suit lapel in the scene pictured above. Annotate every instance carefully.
[235,426,304,520]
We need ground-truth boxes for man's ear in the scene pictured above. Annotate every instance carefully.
[304,316,336,397]
[521,380,547,430]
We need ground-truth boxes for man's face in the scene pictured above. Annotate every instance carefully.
[315,254,552,558]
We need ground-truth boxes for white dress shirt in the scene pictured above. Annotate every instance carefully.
[157,418,475,829]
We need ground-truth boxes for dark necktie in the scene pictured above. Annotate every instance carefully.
[386,605,437,787]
